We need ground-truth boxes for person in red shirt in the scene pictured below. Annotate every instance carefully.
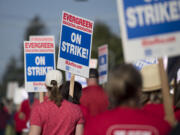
[29,70,84,135]
[83,64,171,135]
[61,81,89,121]
[20,99,31,127]
[140,64,180,122]
[173,82,180,122]
[0,101,10,135]
[14,106,27,135]
[17,93,40,133]
[80,68,109,117]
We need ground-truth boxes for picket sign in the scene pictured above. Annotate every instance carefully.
[30,36,54,42]
[158,58,177,127]
[57,11,94,78]
[30,36,55,102]
[98,44,108,85]
[57,11,94,98]
[116,0,180,127]
[117,0,180,62]
[24,36,56,104]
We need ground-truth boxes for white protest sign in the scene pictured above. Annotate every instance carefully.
[65,72,87,88]
[90,59,98,68]
[24,37,55,92]
[133,57,157,71]
[98,44,108,84]
[65,58,98,88]
[57,11,94,78]
[13,87,28,105]
[133,56,169,71]
[6,82,18,100]
[177,68,180,82]
[117,0,180,62]
[30,36,54,42]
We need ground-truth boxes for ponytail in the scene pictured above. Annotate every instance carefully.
[49,80,63,107]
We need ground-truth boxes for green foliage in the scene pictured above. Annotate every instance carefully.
[91,21,124,70]
[24,16,47,40]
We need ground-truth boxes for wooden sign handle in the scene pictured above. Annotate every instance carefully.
[39,92,44,103]
[158,58,176,127]
[69,74,75,97]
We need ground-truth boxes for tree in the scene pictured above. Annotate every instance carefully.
[19,16,47,84]
[91,21,124,70]
[21,16,47,66]
[0,57,20,98]
[0,16,47,98]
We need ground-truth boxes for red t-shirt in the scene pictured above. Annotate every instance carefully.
[30,100,84,135]
[143,104,165,119]
[143,104,180,121]
[175,108,180,122]
[21,99,39,120]
[14,111,27,132]
[20,99,31,121]
[20,98,47,129]
[19,99,31,129]
[84,107,171,135]
[80,85,109,117]
[79,105,89,123]
[0,107,9,130]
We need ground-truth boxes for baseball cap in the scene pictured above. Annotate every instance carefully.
[89,68,99,78]
[45,70,63,87]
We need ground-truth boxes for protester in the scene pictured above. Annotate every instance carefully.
[80,68,109,117]
[140,64,180,122]
[170,123,180,135]
[0,101,10,135]
[3,99,15,135]
[19,99,31,131]
[83,64,171,135]
[61,81,89,121]
[14,105,27,135]
[29,70,84,135]
[140,64,163,105]
[61,81,82,104]
[173,82,180,121]
[18,92,40,134]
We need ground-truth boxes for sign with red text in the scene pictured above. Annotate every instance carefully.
[117,0,180,62]
[90,59,98,68]
[65,59,98,88]
[24,36,55,92]
[98,44,108,84]
[65,72,87,88]
[30,36,54,42]
[57,11,94,78]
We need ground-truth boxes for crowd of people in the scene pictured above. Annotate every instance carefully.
[1,64,180,135]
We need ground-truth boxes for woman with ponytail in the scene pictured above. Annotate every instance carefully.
[29,70,84,135]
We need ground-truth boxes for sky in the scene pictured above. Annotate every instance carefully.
[0,0,121,82]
